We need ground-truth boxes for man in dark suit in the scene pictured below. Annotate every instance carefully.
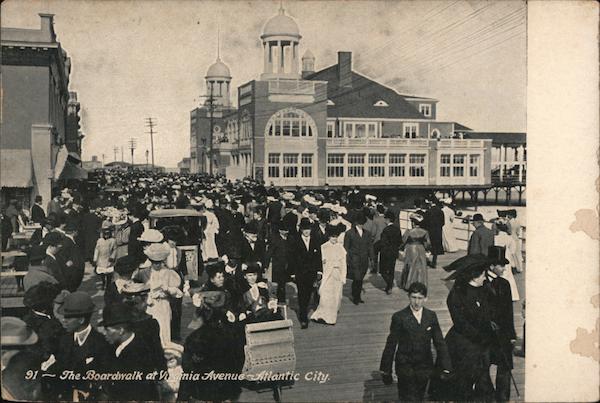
[24,232,66,290]
[101,302,163,401]
[380,282,452,401]
[289,218,321,329]
[379,211,402,294]
[58,223,85,292]
[127,205,146,264]
[265,221,291,302]
[468,213,495,256]
[52,292,112,401]
[282,202,300,237]
[30,195,46,224]
[311,208,330,247]
[486,246,517,402]
[240,221,266,266]
[343,212,373,305]
[423,200,445,268]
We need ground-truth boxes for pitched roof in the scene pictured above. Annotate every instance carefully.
[464,132,526,146]
[453,122,473,131]
[305,65,426,119]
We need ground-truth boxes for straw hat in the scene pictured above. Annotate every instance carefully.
[144,242,171,262]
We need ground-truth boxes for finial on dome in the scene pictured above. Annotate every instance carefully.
[217,26,221,60]
[279,0,285,14]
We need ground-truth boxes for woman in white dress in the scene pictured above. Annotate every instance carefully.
[134,242,183,346]
[441,198,459,253]
[507,212,524,273]
[201,200,220,261]
[493,219,520,301]
[311,225,346,325]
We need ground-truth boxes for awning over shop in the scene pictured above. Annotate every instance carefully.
[0,149,33,188]
[58,160,88,181]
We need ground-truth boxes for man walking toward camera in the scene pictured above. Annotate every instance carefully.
[380,282,452,401]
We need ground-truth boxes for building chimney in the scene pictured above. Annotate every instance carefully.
[39,13,56,41]
[337,51,352,88]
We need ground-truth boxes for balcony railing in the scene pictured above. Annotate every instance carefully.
[268,79,315,95]
[438,139,485,148]
[326,138,429,147]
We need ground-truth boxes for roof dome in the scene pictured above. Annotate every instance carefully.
[262,7,300,38]
[206,58,231,79]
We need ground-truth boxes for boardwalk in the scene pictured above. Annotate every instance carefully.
[76,250,525,402]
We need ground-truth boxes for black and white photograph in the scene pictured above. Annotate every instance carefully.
[0,0,597,401]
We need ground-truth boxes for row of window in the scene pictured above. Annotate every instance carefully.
[326,153,427,178]
[267,153,313,178]
[326,121,420,139]
[439,154,480,177]
[267,110,315,137]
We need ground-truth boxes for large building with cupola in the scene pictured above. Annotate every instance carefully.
[190,5,497,189]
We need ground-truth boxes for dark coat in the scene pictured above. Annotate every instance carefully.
[60,236,85,292]
[23,259,61,291]
[343,226,373,280]
[487,274,516,368]
[282,211,299,236]
[380,306,452,374]
[178,322,242,401]
[127,220,145,263]
[22,311,65,360]
[240,237,266,266]
[311,223,329,247]
[2,349,44,401]
[132,315,167,371]
[53,328,112,400]
[468,225,495,256]
[379,224,403,271]
[104,333,162,401]
[288,234,321,282]
[266,201,283,223]
[103,281,125,307]
[441,283,495,401]
[31,203,46,224]
[265,232,291,286]
[80,212,101,261]
[423,206,445,255]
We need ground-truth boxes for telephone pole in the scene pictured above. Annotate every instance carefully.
[128,138,137,167]
[113,146,119,162]
[121,146,124,162]
[144,117,156,170]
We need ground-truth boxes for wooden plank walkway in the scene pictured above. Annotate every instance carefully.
[73,250,525,402]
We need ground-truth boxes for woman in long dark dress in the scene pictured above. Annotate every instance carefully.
[432,256,496,401]
[399,213,431,291]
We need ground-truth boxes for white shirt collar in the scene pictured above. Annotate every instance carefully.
[74,324,92,346]
[356,226,363,236]
[487,270,498,279]
[65,233,75,242]
[33,310,52,319]
[410,307,423,324]
[46,250,57,260]
[115,333,135,357]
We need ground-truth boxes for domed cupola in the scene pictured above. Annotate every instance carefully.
[260,4,302,80]
[205,43,232,107]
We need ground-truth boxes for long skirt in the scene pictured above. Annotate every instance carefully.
[501,265,520,301]
[442,224,459,253]
[400,244,428,290]
[310,272,344,324]
[146,298,172,347]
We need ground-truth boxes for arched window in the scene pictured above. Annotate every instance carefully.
[265,108,317,138]
[431,128,441,139]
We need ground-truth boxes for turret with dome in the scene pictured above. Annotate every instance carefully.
[260,4,302,80]
[205,38,232,107]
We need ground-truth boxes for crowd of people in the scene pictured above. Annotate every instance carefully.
[0,169,524,401]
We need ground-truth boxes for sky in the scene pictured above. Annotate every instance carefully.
[1,0,527,167]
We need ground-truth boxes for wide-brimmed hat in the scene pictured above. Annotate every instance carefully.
[409,213,424,223]
[164,342,184,358]
[58,291,95,317]
[443,254,490,281]
[1,317,38,347]
[144,242,171,262]
[244,221,259,234]
[282,192,295,201]
[120,281,151,296]
[138,229,164,243]
[101,221,114,230]
[325,224,341,238]
[99,302,135,327]
[488,246,510,266]
[53,289,71,306]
